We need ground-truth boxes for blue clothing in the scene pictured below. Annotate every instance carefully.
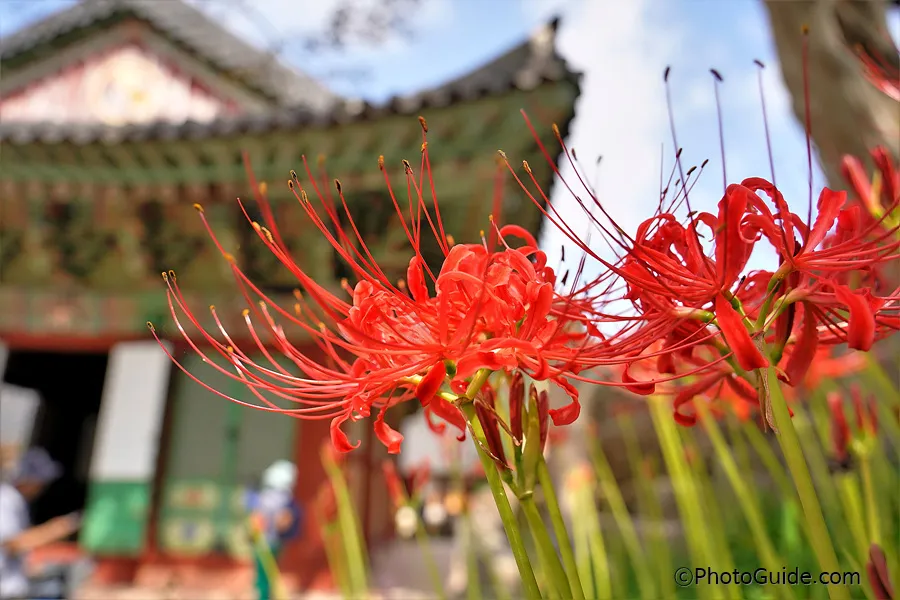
[245,488,303,546]
[0,483,29,599]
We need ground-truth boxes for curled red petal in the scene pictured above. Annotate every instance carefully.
[622,363,655,395]
[783,303,818,386]
[548,378,580,426]
[429,396,467,440]
[416,361,447,407]
[715,294,768,371]
[499,224,538,248]
[374,406,404,454]
[832,286,878,351]
[406,255,429,303]
[330,413,360,453]
[807,188,846,249]
[673,372,724,427]
[716,184,753,289]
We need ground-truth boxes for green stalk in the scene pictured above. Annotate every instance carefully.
[460,401,541,600]
[648,397,718,600]
[741,417,795,500]
[323,453,369,595]
[566,471,610,599]
[835,474,869,562]
[699,405,794,600]
[520,495,573,599]
[536,458,585,599]
[680,427,740,600]
[587,437,657,600]
[321,521,352,598]
[858,452,881,546]
[766,367,849,600]
[618,414,674,600]
[464,513,482,600]
[571,488,596,600]
[413,512,447,600]
[863,354,900,407]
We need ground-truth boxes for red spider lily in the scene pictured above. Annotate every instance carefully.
[842,147,899,225]
[853,39,900,102]
[867,544,896,600]
[149,117,616,454]
[500,52,900,420]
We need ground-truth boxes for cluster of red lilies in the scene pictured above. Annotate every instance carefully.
[150,107,899,453]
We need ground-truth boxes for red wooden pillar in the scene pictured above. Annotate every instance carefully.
[281,419,332,590]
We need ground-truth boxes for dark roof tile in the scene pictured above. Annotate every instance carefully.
[0,17,580,145]
[0,0,338,111]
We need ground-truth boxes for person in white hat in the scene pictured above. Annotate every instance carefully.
[0,448,81,599]
[245,460,303,600]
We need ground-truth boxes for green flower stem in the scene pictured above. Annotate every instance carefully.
[520,492,573,599]
[573,477,611,600]
[648,397,718,600]
[460,401,542,600]
[699,405,794,600]
[863,354,900,407]
[588,434,657,600]
[412,511,447,600]
[464,512,483,600]
[536,458,585,600]
[321,521,352,599]
[322,452,369,595]
[680,428,741,600]
[766,367,848,600]
[835,474,869,563]
[858,451,881,547]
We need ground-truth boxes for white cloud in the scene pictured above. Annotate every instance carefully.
[537,0,682,281]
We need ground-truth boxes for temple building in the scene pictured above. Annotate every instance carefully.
[0,0,579,592]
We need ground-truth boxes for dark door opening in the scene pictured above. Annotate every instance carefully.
[2,350,107,531]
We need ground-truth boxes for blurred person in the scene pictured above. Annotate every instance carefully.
[245,460,303,600]
[0,448,81,600]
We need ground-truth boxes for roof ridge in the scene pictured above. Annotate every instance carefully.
[0,15,581,145]
[0,0,339,110]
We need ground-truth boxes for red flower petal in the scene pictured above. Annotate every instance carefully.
[330,413,360,453]
[832,285,878,351]
[416,362,447,407]
[374,407,404,454]
[406,256,429,303]
[715,294,768,371]
[807,188,846,250]
[622,363,655,395]
[428,396,467,440]
[716,184,753,289]
[782,303,818,386]
[673,372,724,427]
[548,378,580,426]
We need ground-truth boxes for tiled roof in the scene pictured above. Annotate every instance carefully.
[0,0,338,110]
[0,17,579,145]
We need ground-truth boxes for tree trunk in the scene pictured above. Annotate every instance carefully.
[763,0,898,186]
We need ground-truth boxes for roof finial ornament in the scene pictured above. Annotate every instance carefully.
[529,20,555,59]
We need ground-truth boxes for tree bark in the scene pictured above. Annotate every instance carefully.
[763,0,899,186]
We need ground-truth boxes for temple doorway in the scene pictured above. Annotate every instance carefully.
[2,349,107,527]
